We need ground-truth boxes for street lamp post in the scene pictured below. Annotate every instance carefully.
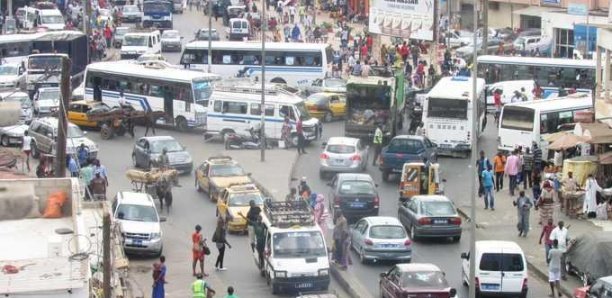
[468,2,479,298]
[260,0,266,162]
[207,0,213,73]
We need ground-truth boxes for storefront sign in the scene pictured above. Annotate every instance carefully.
[368,0,434,41]
[568,3,588,16]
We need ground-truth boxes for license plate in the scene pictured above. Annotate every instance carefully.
[133,239,142,246]
[295,282,313,289]
[379,244,398,248]
[433,219,447,224]
[392,168,402,173]
[481,283,499,290]
[439,144,452,148]
[350,202,366,208]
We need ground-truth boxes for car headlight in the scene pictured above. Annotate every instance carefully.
[151,232,161,240]
[274,271,287,278]
[318,269,329,276]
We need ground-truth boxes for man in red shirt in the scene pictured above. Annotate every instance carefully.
[532,83,543,99]
[366,34,373,55]
[103,25,113,48]
[493,89,502,123]
[192,225,206,276]
[539,218,554,264]
[360,43,368,61]
[400,42,409,62]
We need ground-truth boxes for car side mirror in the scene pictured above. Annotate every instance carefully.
[450,288,457,297]
[159,216,167,222]
[379,272,387,278]
[461,252,468,259]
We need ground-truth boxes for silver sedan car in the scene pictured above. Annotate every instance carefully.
[319,137,368,179]
[350,216,412,264]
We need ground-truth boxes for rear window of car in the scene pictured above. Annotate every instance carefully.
[327,144,355,154]
[369,225,406,239]
[387,138,423,154]
[420,201,455,216]
[479,253,524,272]
[339,180,375,195]
[400,270,448,288]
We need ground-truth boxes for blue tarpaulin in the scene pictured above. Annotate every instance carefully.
[574,24,597,54]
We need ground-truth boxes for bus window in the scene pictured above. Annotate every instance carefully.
[285,56,295,66]
[214,100,222,112]
[223,101,247,114]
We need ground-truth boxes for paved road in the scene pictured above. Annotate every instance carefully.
[292,118,552,298]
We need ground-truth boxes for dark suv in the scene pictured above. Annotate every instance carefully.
[379,135,438,182]
[328,173,379,223]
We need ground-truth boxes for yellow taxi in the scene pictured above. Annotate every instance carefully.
[195,156,252,202]
[217,183,264,233]
[305,92,346,122]
[68,100,111,128]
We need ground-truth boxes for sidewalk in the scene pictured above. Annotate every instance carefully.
[456,187,612,298]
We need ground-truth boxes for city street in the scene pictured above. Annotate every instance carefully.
[293,117,552,298]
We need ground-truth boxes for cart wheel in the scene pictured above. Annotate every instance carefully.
[100,124,114,140]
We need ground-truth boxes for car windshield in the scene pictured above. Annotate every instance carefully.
[124,6,139,12]
[116,203,158,222]
[326,144,355,154]
[163,31,179,38]
[41,15,63,23]
[39,90,60,101]
[150,139,183,153]
[400,270,449,288]
[325,79,346,88]
[295,101,311,119]
[228,192,263,206]
[5,95,31,107]
[339,180,375,195]
[420,201,455,216]
[123,35,148,46]
[0,65,19,75]
[67,125,85,138]
[369,225,406,239]
[273,231,327,258]
[193,80,213,105]
[210,164,246,177]
[306,94,328,105]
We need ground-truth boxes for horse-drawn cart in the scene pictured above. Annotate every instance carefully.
[87,109,166,140]
[125,167,178,213]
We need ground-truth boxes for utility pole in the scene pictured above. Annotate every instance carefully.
[8,0,13,17]
[207,0,212,73]
[260,0,266,162]
[446,0,451,47]
[102,206,112,298]
[84,0,92,63]
[468,2,478,298]
[432,0,439,73]
[481,0,488,54]
[55,57,71,178]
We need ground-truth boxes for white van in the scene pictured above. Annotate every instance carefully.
[120,30,161,60]
[16,7,38,30]
[228,18,249,41]
[252,200,330,294]
[486,80,535,110]
[461,241,528,298]
[37,9,65,30]
[206,82,320,144]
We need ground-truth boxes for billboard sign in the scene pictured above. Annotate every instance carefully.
[368,0,435,41]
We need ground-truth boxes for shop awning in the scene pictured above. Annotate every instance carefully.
[512,6,562,17]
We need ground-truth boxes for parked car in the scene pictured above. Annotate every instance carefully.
[121,5,142,23]
[112,191,166,256]
[0,63,25,91]
[306,92,347,123]
[379,263,458,298]
[513,35,552,55]
[397,195,461,241]
[328,173,379,223]
[319,137,368,178]
[566,231,612,286]
[113,26,130,48]
[132,136,193,173]
[350,216,412,264]
[444,31,471,48]
[574,276,612,298]
[33,87,60,116]
[304,78,347,95]
[0,124,28,147]
[194,156,252,202]
[379,135,438,182]
[161,30,183,52]
[494,27,517,41]
[67,100,112,128]
[461,241,528,298]
[455,38,511,60]
[194,28,220,41]
[28,117,99,159]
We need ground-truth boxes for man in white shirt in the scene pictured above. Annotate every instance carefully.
[22,130,33,172]
[549,220,569,280]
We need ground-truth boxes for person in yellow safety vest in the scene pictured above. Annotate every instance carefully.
[192,273,215,298]
[372,124,383,166]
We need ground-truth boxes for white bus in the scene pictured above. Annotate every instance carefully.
[0,33,43,64]
[82,61,220,131]
[180,41,330,88]
[477,55,599,92]
[422,76,487,157]
[205,82,320,143]
[497,94,592,160]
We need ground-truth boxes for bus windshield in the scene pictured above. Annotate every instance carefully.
[123,36,148,46]
[28,56,62,70]
[427,98,468,119]
[40,15,64,24]
[143,2,170,13]
[500,106,535,132]
[193,80,213,105]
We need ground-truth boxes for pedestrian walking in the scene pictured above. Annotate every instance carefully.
[523,148,534,189]
[539,218,554,264]
[144,111,157,136]
[532,142,543,171]
[548,239,563,298]
[505,149,521,196]
[314,194,328,239]
[192,225,206,277]
[532,168,543,203]
[514,190,533,237]
[539,181,555,225]
[481,164,495,210]
[212,217,232,271]
[93,159,109,186]
[549,221,569,280]
[67,155,79,177]
[77,143,90,167]
[224,286,238,298]
[332,210,348,265]
[191,273,215,298]
[80,162,95,199]
[89,171,107,200]
[253,215,266,270]
[493,151,506,192]
[152,255,167,298]
[583,174,603,218]
[476,151,492,197]
[372,124,383,166]
[280,116,292,149]
[296,117,306,154]
[22,130,32,171]
[239,200,261,252]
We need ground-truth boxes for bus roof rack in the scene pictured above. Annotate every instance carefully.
[264,200,315,228]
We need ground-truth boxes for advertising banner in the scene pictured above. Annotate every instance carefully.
[368,0,435,41]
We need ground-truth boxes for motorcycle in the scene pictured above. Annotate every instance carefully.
[224,125,269,150]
